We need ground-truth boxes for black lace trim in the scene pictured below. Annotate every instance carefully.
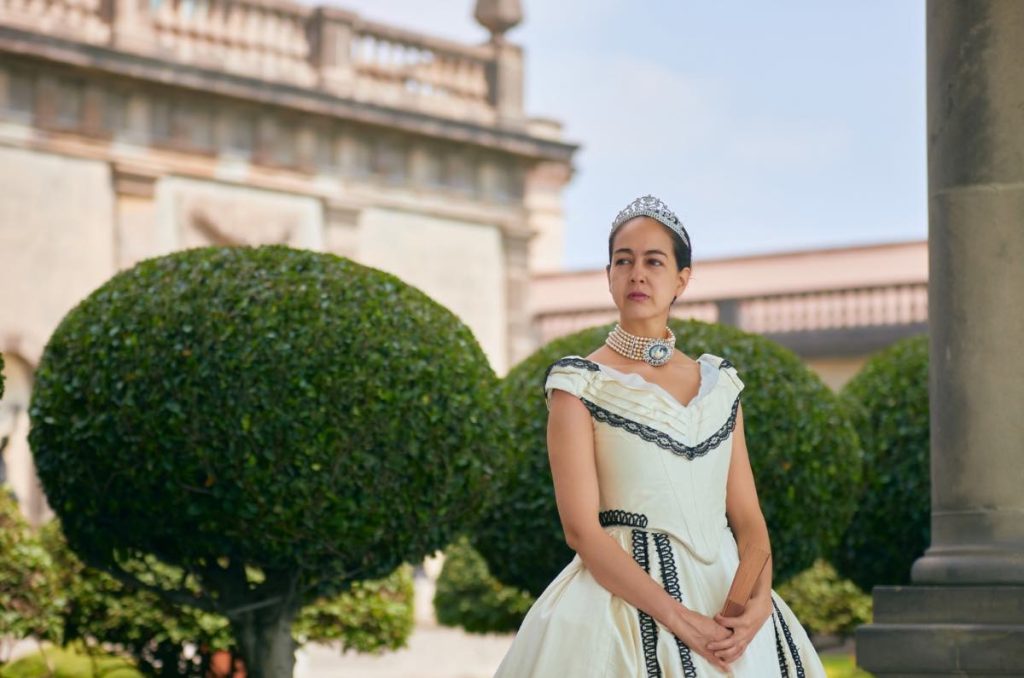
[542,357,599,396]
[631,529,661,678]
[599,509,649,528]
[772,611,790,677]
[581,396,740,460]
[544,355,739,459]
[653,533,697,677]
[773,598,805,678]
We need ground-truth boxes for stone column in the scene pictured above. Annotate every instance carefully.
[503,225,533,373]
[857,2,1024,673]
[112,163,161,270]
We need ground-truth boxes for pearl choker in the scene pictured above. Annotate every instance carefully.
[605,323,676,367]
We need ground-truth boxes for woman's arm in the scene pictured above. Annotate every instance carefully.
[546,389,730,672]
[708,401,774,663]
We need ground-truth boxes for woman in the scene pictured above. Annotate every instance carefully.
[493,195,825,677]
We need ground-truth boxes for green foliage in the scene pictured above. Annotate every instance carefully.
[26,245,501,671]
[0,644,143,678]
[0,487,62,647]
[776,559,872,638]
[476,319,861,596]
[7,515,414,675]
[433,536,534,634]
[39,518,232,677]
[834,334,930,591]
[294,564,414,654]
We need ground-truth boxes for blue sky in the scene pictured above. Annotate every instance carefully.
[326,1,926,270]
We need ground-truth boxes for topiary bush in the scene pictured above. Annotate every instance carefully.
[776,559,872,638]
[474,318,861,597]
[433,536,533,634]
[28,245,506,677]
[833,334,929,591]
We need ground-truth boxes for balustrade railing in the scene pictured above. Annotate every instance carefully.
[0,0,521,125]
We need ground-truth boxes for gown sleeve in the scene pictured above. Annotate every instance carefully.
[716,356,745,398]
[542,357,590,411]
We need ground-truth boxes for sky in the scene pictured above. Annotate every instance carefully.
[319,1,927,271]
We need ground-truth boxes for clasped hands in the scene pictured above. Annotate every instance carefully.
[675,594,773,672]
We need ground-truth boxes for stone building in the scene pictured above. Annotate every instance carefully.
[0,0,931,529]
[0,0,576,523]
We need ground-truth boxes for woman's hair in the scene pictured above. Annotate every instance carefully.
[607,220,692,272]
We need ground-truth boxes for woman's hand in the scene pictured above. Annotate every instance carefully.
[708,594,773,664]
[670,607,733,673]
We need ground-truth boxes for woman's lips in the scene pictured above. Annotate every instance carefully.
[627,292,649,301]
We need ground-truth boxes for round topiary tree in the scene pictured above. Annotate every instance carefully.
[833,334,929,591]
[28,245,505,677]
[474,318,861,597]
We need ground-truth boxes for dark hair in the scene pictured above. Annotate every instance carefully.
[607,221,692,272]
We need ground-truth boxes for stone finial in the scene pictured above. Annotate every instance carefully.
[474,0,523,41]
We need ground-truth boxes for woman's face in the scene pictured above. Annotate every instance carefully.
[606,217,689,320]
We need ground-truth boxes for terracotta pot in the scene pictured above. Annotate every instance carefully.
[207,650,247,678]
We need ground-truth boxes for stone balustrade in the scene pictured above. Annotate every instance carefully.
[534,282,928,346]
[0,0,521,126]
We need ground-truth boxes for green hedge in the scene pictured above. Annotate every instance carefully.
[833,334,930,591]
[434,536,533,634]
[474,319,861,596]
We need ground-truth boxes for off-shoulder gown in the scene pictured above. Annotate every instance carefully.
[493,353,825,678]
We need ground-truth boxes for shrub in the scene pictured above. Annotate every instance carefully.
[0,487,62,653]
[434,536,533,634]
[0,644,143,678]
[833,334,929,591]
[32,518,415,676]
[28,245,505,676]
[475,319,861,596]
[776,559,872,638]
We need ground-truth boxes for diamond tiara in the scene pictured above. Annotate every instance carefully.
[610,194,691,251]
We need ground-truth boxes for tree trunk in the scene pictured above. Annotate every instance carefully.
[231,602,299,678]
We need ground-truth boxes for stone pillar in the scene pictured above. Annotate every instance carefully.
[112,163,161,270]
[109,0,155,53]
[310,8,356,98]
[503,225,533,373]
[856,2,1024,673]
[489,41,525,126]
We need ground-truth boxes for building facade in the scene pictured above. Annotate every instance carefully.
[0,0,576,523]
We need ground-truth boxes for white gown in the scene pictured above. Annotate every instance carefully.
[493,353,826,678]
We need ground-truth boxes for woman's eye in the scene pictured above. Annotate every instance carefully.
[614,258,631,265]
[648,259,663,266]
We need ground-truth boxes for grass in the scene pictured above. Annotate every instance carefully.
[823,653,873,678]
[0,645,142,678]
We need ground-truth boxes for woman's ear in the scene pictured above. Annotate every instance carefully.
[676,267,691,298]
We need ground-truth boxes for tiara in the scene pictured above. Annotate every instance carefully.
[610,194,690,250]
